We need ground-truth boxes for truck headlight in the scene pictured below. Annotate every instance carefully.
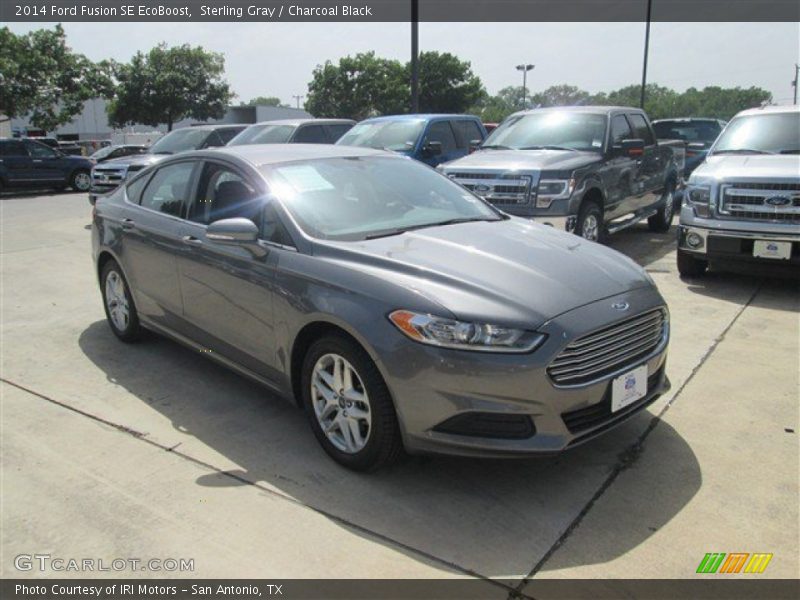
[536,178,575,208]
[685,184,711,217]
[389,310,546,353]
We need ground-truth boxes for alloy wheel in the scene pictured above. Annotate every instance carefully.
[74,172,91,191]
[105,271,130,332]
[581,213,599,242]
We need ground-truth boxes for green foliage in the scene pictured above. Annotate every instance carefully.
[108,43,233,130]
[415,51,486,113]
[241,96,287,107]
[0,25,114,131]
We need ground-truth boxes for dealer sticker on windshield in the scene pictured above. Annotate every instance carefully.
[611,365,648,412]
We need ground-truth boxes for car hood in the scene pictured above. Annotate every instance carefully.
[317,219,653,328]
[99,154,167,169]
[441,149,602,173]
[692,154,800,181]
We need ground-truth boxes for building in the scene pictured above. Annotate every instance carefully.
[9,98,313,140]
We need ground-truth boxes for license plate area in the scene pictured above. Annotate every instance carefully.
[611,365,648,412]
[753,240,791,260]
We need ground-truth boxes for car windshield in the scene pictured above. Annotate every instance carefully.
[263,156,501,241]
[90,146,116,160]
[228,124,296,146]
[149,128,209,154]
[712,113,800,155]
[483,111,607,152]
[336,120,425,151]
[653,120,722,144]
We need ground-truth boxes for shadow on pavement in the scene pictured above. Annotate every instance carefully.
[78,320,701,578]
[606,224,678,270]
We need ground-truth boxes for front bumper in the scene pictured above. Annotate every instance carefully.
[530,214,577,232]
[377,286,669,458]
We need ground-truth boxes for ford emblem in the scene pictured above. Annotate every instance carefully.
[612,302,630,311]
[474,184,492,194]
[765,195,792,207]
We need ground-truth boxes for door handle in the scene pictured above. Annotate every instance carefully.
[121,218,136,230]
[182,235,203,247]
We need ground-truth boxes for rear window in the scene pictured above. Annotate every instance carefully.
[653,120,722,144]
[228,124,295,146]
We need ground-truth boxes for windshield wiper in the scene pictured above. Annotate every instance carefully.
[778,149,800,154]
[712,148,774,155]
[518,145,578,152]
[479,144,513,150]
[364,217,501,240]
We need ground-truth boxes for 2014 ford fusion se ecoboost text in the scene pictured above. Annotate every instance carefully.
[92,144,670,471]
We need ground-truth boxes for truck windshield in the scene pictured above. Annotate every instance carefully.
[263,156,501,241]
[228,124,295,146]
[336,120,425,152]
[149,129,209,154]
[483,112,607,152]
[712,113,800,155]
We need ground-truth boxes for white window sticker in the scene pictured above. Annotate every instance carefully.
[278,165,334,193]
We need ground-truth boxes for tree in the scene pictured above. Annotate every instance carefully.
[0,25,114,131]
[414,52,486,113]
[306,52,408,120]
[241,96,287,107]
[468,86,525,123]
[531,84,591,108]
[108,43,233,131]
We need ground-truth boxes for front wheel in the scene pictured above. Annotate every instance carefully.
[677,249,708,278]
[70,169,91,192]
[100,260,142,342]
[301,335,403,471]
[648,185,676,233]
[575,201,605,243]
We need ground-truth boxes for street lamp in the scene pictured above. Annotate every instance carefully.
[292,95,304,109]
[516,64,535,109]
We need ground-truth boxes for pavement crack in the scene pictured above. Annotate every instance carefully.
[516,278,765,589]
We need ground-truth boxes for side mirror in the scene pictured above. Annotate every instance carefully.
[207,217,259,243]
[422,140,443,157]
[469,139,482,153]
[619,138,645,157]
[686,141,706,157]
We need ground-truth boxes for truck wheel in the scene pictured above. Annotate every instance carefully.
[576,201,605,243]
[648,184,675,233]
[677,249,708,278]
[70,170,91,192]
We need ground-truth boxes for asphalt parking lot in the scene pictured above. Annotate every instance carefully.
[1,191,798,589]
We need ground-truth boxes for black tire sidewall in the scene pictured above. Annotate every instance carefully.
[100,260,141,341]
[677,249,708,277]
[301,335,402,471]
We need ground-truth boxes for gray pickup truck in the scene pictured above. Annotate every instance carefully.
[441,106,684,243]
[677,105,799,276]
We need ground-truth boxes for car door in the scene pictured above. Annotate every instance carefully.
[0,140,35,185]
[24,140,65,182]
[120,160,198,331]
[603,114,640,219]
[177,160,282,380]
[420,120,460,166]
[627,113,662,210]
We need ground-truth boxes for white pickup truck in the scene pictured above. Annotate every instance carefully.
[677,105,800,276]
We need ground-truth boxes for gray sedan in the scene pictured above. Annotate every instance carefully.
[92,145,670,471]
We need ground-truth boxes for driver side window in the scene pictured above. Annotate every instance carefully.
[25,141,58,158]
[189,162,260,225]
[610,115,633,145]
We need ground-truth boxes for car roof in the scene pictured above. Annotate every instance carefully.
[359,114,481,123]
[245,118,356,127]
[509,106,642,118]
[735,104,800,117]
[197,143,391,167]
[182,123,250,131]
[652,118,722,123]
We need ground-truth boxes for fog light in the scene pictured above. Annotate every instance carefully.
[686,232,704,249]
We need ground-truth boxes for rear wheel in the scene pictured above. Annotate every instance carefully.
[100,260,142,342]
[648,183,676,233]
[70,169,91,192]
[575,200,605,243]
[301,334,403,471]
[677,249,708,277]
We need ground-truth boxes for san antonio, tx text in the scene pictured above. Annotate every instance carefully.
[15,583,281,597]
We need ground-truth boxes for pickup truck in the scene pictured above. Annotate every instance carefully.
[677,105,799,276]
[653,117,727,177]
[440,106,684,243]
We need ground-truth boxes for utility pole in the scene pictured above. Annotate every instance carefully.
[292,95,304,109]
[793,64,799,105]
[516,64,535,109]
[640,0,653,109]
[411,0,419,113]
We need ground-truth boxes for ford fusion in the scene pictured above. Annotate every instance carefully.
[92,145,670,471]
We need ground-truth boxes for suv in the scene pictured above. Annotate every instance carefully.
[89,124,247,203]
[0,138,95,193]
[677,105,799,276]
[228,119,355,146]
[440,106,684,242]
[336,114,487,167]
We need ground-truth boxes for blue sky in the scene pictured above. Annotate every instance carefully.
[8,21,800,106]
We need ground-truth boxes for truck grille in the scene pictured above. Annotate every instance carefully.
[719,182,800,225]
[548,309,667,385]
[447,171,532,205]
[91,167,127,194]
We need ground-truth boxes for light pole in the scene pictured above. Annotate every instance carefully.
[411,0,419,113]
[292,95,304,109]
[793,64,799,105]
[640,0,653,109]
[516,64,535,109]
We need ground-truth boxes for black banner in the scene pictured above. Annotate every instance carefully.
[1,0,799,22]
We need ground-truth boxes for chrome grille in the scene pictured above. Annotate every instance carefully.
[447,171,532,205]
[719,182,800,225]
[91,166,127,194]
[548,309,667,385]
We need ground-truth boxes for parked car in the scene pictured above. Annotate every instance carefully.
[336,114,488,167]
[228,119,355,146]
[92,144,670,471]
[0,138,94,193]
[440,106,685,242]
[677,105,799,276]
[483,122,499,134]
[653,118,727,176]
[89,124,247,203]
[90,144,149,164]
[57,141,85,156]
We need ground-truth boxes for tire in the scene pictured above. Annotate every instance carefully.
[575,200,605,243]
[677,249,708,278]
[301,334,403,471]
[100,259,142,342]
[70,169,91,192]
[648,183,676,233]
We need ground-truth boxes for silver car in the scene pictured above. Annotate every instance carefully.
[92,145,670,471]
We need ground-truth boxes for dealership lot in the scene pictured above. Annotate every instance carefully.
[1,191,797,588]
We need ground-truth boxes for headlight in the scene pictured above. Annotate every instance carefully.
[536,178,575,208]
[685,184,711,217]
[388,310,546,353]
